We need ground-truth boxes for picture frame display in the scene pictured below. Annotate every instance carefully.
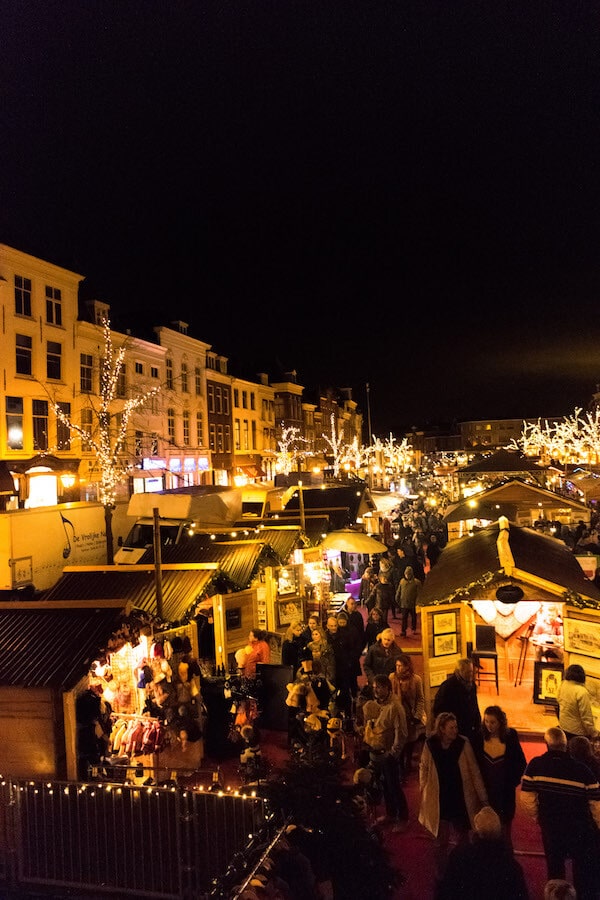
[277,598,305,628]
[564,617,600,658]
[433,632,457,657]
[433,611,457,635]
[533,661,563,705]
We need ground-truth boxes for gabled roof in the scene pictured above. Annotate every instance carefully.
[420,520,600,607]
[43,565,215,623]
[459,449,545,474]
[0,603,125,688]
[444,478,589,523]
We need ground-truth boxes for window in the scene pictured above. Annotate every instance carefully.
[225,424,231,453]
[80,354,93,392]
[33,399,49,450]
[223,388,230,415]
[207,384,215,413]
[135,430,143,457]
[15,275,32,316]
[181,362,188,393]
[234,419,241,451]
[45,286,62,325]
[167,408,175,443]
[196,412,204,446]
[151,366,159,379]
[151,433,159,455]
[207,356,216,370]
[242,390,248,409]
[16,334,32,375]
[234,388,239,408]
[183,410,190,445]
[116,364,126,398]
[195,367,201,395]
[216,386,223,414]
[47,341,62,380]
[250,392,255,411]
[56,402,71,450]
[209,423,216,451]
[251,420,256,449]
[135,362,144,375]
[217,424,224,453]
[6,397,24,449]
[166,359,174,389]
[81,408,93,451]
[243,420,249,451]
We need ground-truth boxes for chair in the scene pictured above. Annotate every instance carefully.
[471,624,499,694]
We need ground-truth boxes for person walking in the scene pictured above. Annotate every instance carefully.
[363,628,403,685]
[556,663,598,740]
[364,607,385,649]
[389,653,426,776]
[521,726,600,900]
[434,805,529,900]
[432,658,482,744]
[361,674,409,832]
[395,565,421,637]
[325,614,353,716]
[472,704,527,849]
[366,570,395,625]
[419,711,488,882]
[281,619,306,674]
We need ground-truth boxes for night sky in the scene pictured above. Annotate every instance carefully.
[3,3,600,438]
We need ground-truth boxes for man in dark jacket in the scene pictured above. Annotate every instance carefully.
[521,726,600,900]
[432,659,481,743]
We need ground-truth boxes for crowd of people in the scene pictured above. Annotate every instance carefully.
[232,612,600,899]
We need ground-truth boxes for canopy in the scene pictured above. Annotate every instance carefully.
[319,529,388,554]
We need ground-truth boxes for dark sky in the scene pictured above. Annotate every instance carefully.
[3,2,600,438]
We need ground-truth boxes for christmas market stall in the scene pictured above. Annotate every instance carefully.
[418,517,600,734]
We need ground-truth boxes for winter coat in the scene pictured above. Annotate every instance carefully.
[432,672,482,742]
[363,640,402,682]
[419,735,488,838]
[472,727,527,821]
[389,671,426,743]
[557,678,597,737]
[395,570,421,610]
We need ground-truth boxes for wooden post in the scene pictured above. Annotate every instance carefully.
[153,507,164,619]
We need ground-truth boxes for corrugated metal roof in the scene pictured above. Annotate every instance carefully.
[420,521,600,606]
[43,566,215,622]
[137,540,272,590]
[0,605,125,688]
[459,449,545,474]
[264,514,330,547]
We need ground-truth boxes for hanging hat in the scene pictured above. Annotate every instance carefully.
[181,635,193,653]
[171,636,184,653]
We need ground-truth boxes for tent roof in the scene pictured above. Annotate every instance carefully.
[458,449,545,474]
[444,478,589,523]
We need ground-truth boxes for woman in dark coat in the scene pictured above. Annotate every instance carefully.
[282,620,306,673]
[472,704,526,850]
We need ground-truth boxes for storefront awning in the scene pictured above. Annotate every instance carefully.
[242,465,266,478]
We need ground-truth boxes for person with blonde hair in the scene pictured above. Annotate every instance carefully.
[419,711,488,881]
[363,627,402,683]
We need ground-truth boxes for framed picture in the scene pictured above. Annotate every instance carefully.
[277,598,305,628]
[433,611,457,635]
[533,661,563,705]
[433,632,457,657]
[564,617,600,658]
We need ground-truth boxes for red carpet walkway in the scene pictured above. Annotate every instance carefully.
[212,729,550,899]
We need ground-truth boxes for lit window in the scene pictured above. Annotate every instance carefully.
[196,412,204,446]
[6,396,24,450]
[81,408,93,451]
[167,408,175,443]
[183,410,190,445]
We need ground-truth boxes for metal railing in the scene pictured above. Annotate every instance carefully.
[0,776,268,898]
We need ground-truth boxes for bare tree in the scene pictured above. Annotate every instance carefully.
[52,318,159,563]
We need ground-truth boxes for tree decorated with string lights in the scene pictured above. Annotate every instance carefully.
[52,318,160,564]
[510,408,600,468]
[275,424,309,476]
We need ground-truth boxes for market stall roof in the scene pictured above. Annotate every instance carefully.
[458,449,545,475]
[318,529,388,554]
[281,483,377,528]
[42,565,216,623]
[0,602,126,688]
[126,485,243,526]
[443,478,590,523]
[420,520,600,607]
[136,539,278,590]
[264,513,331,547]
